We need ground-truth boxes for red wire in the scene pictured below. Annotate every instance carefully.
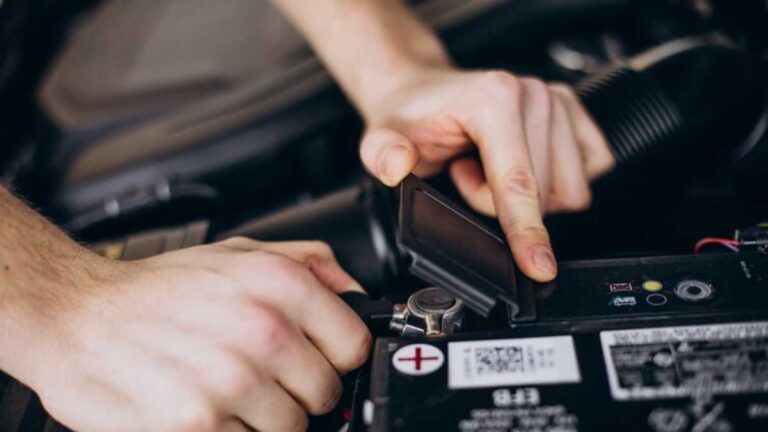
[694,237,740,254]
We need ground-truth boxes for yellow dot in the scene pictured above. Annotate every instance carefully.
[642,280,663,292]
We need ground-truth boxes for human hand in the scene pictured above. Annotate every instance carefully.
[359,69,615,281]
[29,238,371,432]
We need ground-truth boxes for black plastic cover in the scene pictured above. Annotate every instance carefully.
[398,175,526,318]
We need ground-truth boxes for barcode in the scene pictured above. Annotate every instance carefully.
[449,336,581,389]
[474,346,524,375]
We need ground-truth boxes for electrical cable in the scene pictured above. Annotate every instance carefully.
[694,237,740,254]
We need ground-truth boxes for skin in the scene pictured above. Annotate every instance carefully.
[274,0,615,282]
[0,1,615,431]
[0,189,370,431]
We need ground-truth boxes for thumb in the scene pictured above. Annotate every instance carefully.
[360,127,420,186]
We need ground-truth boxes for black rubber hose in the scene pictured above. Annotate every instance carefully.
[576,36,767,172]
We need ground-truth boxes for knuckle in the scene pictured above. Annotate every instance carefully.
[509,225,550,243]
[523,77,549,97]
[222,249,270,272]
[163,404,217,432]
[322,379,344,413]
[262,253,304,276]
[310,240,335,258]
[562,190,593,212]
[482,70,521,89]
[500,165,539,198]
[480,71,522,103]
[341,326,373,371]
[251,308,291,353]
[216,236,261,254]
[220,236,253,247]
[280,269,317,297]
[590,152,616,176]
[550,82,577,100]
[209,358,254,397]
[308,376,343,415]
[523,78,553,116]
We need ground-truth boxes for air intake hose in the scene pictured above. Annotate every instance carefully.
[576,36,766,173]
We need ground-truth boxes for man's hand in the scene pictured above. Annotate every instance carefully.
[360,70,614,281]
[271,0,615,282]
[20,238,371,432]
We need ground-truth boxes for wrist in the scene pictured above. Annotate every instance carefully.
[0,241,115,392]
[273,0,453,122]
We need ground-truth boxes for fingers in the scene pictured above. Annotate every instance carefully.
[231,372,309,432]
[267,320,343,416]
[450,81,597,218]
[227,304,342,418]
[451,78,592,216]
[449,157,496,216]
[170,299,343,419]
[218,250,371,374]
[220,419,251,432]
[459,72,557,282]
[212,239,372,374]
[519,77,554,211]
[547,92,592,213]
[210,237,373,374]
[549,83,615,179]
[220,419,252,432]
[255,240,365,294]
[210,305,343,430]
[263,265,371,374]
[220,237,365,294]
[360,127,420,186]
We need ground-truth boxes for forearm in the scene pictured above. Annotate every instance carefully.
[0,188,101,387]
[271,0,452,115]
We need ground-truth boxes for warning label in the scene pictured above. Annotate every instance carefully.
[448,336,581,389]
[458,405,579,432]
[601,321,768,401]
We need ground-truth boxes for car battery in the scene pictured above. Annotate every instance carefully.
[349,176,768,432]
[361,315,768,432]
[356,250,768,432]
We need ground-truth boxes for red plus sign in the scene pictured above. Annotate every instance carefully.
[396,347,440,371]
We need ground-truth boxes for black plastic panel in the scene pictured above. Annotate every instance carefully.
[398,175,523,317]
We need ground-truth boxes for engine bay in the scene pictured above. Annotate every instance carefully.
[2,1,768,431]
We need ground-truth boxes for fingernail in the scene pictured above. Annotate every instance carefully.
[532,247,557,277]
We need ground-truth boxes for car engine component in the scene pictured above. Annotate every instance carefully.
[390,287,465,337]
[350,175,768,432]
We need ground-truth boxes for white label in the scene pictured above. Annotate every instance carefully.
[601,321,768,401]
[392,344,445,376]
[448,336,581,389]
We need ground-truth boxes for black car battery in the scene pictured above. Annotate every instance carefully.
[349,176,768,432]
[356,254,768,432]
